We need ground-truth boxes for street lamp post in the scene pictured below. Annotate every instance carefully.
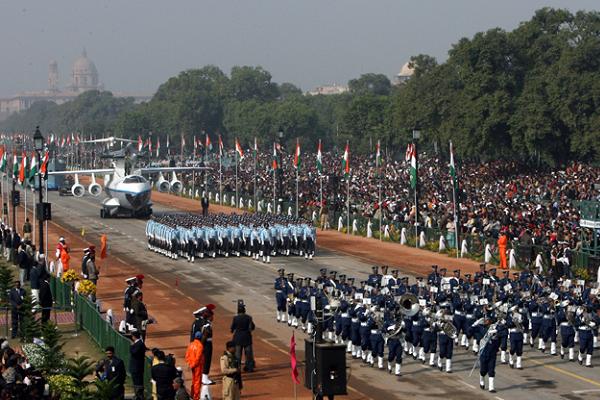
[33,126,44,257]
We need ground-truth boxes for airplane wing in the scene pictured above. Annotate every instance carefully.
[47,169,115,176]
[80,137,136,144]
[137,167,211,174]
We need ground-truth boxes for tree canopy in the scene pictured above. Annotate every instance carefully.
[2,8,600,165]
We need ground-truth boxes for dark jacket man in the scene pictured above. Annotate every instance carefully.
[151,351,179,400]
[130,331,147,400]
[96,346,126,399]
[39,279,53,323]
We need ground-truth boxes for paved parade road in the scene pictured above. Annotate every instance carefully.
[43,190,600,400]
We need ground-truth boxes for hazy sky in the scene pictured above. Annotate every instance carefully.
[0,1,598,97]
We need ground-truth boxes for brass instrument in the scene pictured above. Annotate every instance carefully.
[398,293,420,317]
[511,311,523,332]
[442,321,458,339]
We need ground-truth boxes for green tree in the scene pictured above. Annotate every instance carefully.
[228,66,280,102]
[19,292,41,343]
[39,321,66,374]
[348,73,391,96]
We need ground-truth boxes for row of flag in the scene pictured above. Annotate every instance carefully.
[0,146,50,186]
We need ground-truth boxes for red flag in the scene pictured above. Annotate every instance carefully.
[290,333,300,384]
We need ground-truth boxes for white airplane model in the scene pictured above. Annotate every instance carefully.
[48,139,208,218]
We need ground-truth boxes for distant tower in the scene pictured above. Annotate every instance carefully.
[48,60,59,91]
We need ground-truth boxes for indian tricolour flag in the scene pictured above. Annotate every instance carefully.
[272,142,278,170]
[28,151,38,184]
[449,141,457,189]
[40,150,49,180]
[235,138,244,159]
[12,152,18,180]
[316,139,322,175]
[406,143,417,190]
[0,146,6,175]
[18,151,27,186]
[342,142,349,177]
[294,139,301,170]
[376,140,382,169]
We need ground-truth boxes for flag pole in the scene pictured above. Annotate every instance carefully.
[379,173,382,242]
[273,157,276,214]
[253,140,257,210]
[33,186,36,246]
[346,175,350,235]
[450,141,459,258]
[44,178,48,258]
[235,142,238,208]
[295,164,299,218]
[219,149,222,206]
[319,175,323,212]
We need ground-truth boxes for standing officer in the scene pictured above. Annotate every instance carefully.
[199,304,216,385]
[230,300,256,372]
[9,280,25,339]
[201,196,209,216]
[123,277,138,333]
[220,341,242,400]
[130,330,147,400]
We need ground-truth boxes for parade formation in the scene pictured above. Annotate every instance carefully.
[275,264,600,393]
[146,212,316,263]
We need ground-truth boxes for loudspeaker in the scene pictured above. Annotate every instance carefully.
[36,203,51,221]
[11,191,20,207]
[304,340,347,396]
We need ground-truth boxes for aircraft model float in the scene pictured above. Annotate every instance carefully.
[48,137,208,218]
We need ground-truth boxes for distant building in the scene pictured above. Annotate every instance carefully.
[307,83,349,96]
[394,61,415,85]
[0,50,151,121]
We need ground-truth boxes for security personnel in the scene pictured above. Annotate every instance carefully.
[230,301,255,372]
[123,277,138,333]
[274,268,288,323]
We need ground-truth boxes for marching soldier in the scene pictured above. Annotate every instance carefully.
[274,268,288,323]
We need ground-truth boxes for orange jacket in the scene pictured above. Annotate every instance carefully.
[185,339,205,370]
[497,235,508,248]
[60,248,70,271]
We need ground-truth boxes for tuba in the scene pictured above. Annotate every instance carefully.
[398,293,420,317]
[442,321,458,339]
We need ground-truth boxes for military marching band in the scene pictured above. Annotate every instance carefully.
[274,264,600,393]
[145,212,316,263]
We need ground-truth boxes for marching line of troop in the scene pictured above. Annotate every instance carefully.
[145,212,317,263]
[275,264,600,393]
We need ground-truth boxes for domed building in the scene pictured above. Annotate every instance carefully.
[69,49,101,92]
[395,61,415,85]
